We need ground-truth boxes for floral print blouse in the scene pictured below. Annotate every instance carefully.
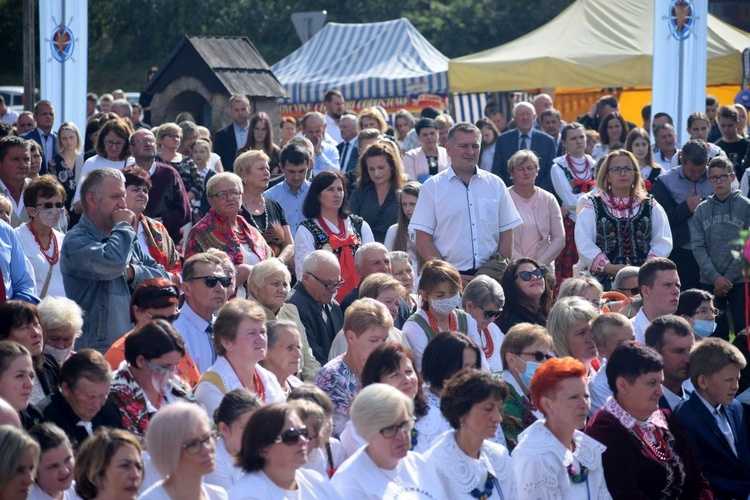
[315,355,361,438]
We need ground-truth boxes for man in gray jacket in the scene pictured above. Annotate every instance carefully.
[61,168,168,352]
[691,156,750,340]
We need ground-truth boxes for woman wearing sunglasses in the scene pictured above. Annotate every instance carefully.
[228,402,339,499]
[109,320,194,439]
[462,275,506,373]
[105,278,201,387]
[425,369,516,499]
[141,402,227,499]
[512,357,610,499]
[194,299,285,422]
[332,383,444,498]
[498,323,554,450]
[547,297,600,378]
[16,175,67,298]
[497,258,552,334]
[575,149,672,290]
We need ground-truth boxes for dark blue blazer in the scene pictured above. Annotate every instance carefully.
[491,128,556,195]
[213,124,238,172]
[22,128,58,174]
[675,394,750,499]
[336,141,359,174]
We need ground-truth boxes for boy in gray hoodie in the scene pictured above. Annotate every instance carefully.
[691,156,750,339]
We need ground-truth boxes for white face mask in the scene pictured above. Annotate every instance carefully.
[44,344,71,364]
[430,293,461,315]
[37,207,63,228]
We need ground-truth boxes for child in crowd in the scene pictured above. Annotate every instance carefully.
[676,338,750,499]
[0,194,11,224]
[587,313,635,415]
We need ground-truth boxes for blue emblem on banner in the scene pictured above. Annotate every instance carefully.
[667,0,696,41]
[48,18,76,63]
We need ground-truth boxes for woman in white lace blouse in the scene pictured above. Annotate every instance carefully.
[511,357,610,499]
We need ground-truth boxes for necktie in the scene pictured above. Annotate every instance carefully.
[205,323,216,364]
[77,421,94,436]
[520,133,529,151]
[322,304,334,335]
[341,143,349,171]
[714,408,738,456]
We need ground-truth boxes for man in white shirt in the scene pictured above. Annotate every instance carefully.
[631,257,681,343]
[21,100,57,171]
[213,95,251,172]
[323,89,346,145]
[653,122,678,170]
[411,122,522,285]
[0,135,30,227]
[0,96,18,125]
[644,315,695,410]
[302,112,340,176]
[264,143,311,233]
[173,252,230,373]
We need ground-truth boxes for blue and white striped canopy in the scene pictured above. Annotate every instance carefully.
[271,18,449,104]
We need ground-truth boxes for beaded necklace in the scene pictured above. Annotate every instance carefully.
[470,471,504,500]
[425,310,457,336]
[410,428,418,450]
[28,224,59,266]
[567,463,591,500]
[226,358,266,403]
[634,425,674,462]
[480,328,495,358]
[565,154,591,178]
[245,198,269,232]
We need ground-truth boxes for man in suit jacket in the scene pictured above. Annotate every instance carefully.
[644,315,695,411]
[491,102,556,194]
[21,100,57,174]
[0,136,31,228]
[213,95,251,172]
[336,114,359,174]
[286,250,344,365]
[540,108,565,158]
[676,338,750,499]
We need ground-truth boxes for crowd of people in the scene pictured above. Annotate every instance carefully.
[0,86,749,499]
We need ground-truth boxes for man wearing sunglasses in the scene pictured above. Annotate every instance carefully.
[61,168,168,352]
[411,123,521,286]
[287,250,344,365]
[173,252,230,374]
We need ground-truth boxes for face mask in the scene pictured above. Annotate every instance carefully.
[37,207,63,228]
[430,294,461,315]
[692,319,717,338]
[44,344,71,364]
[151,372,173,395]
[514,355,542,389]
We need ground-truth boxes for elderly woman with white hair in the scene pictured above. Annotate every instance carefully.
[558,275,605,312]
[185,172,272,288]
[547,296,600,377]
[37,296,84,366]
[331,384,444,498]
[140,401,227,499]
[259,321,305,395]
[461,275,506,373]
[247,259,319,381]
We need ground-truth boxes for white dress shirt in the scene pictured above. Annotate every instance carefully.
[172,302,215,374]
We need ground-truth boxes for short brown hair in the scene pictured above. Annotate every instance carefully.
[213,299,266,357]
[23,175,66,210]
[60,349,112,390]
[689,337,746,387]
[358,273,404,301]
[122,166,152,191]
[418,259,462,311]
[343,298,393,336]
[236,402,297,472]
[75,428,142,499]
[95,119,133,160]
[440,368,508,428]
[500,323,553,371]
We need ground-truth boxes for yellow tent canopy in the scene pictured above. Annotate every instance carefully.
[449,0,750,93]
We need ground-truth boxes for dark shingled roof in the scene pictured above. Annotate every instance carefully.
[145,36,287,99]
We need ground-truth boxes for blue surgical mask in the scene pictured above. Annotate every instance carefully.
[693,319,717,338]
[514,355,541,389]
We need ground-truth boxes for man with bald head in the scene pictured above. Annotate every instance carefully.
[492,101,557,193]
[130,129,190,243]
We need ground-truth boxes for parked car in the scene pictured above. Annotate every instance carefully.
[0,86,39,113]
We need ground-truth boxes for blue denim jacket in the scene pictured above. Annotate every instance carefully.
[61,216,168,352]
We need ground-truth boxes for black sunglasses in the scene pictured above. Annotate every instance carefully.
[476,304,502,320]
[518,351,553,362]
[145,311,181,323]
[188,275,232,288]
[274,426,309,445]
[618,287,640,296]
[36,202,64,209]
[515,268,545,281]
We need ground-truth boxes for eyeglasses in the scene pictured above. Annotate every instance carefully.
[104,140,126,147]
[210,190,242,200]
[515,268,545,281]
[308,272,345,291]
[379,418,416,439]
[182,431,218,455]
[618,287,640,296]
[609,167,635,175]
[476,304,502,320]
[187,275,232,288]
[694,307,719,316]
[133,138,156,145]
[709,174,731,183]
[274,426,309,445]
[35,202,64,209]
[517,351,553,362]
[146,359,176,376]
[145,311,181,323]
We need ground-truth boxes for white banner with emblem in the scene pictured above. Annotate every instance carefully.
[652,0,708,147]
[39,0,88,133]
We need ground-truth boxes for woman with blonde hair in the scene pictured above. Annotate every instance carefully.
[0,424,39,499]
[358,107,388,135]
[46,121,83,218]
[74,428,143,500]
[349,140,407,243]
[575,150,672,289]
[547,297,600,377]
[156,122,203,205]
